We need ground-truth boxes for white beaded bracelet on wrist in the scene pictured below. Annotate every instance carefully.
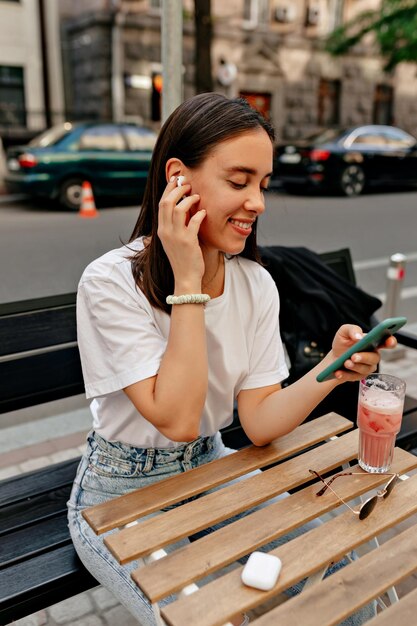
[166,293,211,305]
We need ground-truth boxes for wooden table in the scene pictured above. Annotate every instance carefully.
[83,413,417,626]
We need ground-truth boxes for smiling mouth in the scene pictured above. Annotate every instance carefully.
[229,218,253,230]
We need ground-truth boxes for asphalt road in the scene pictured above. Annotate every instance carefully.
[0,187,416,325]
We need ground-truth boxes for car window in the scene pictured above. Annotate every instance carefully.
[303,128,343,144]
[381,128,416,148]
[78,126,126,151]
[28,123,74,147]
[351,133,387,147]
[123,126,157,151]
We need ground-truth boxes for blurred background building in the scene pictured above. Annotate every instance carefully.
[1,0,416,148]
[0,0,65,146]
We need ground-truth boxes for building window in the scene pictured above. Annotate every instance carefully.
[239,91,272,120]
[243,0,252,20]
[305,3,320,27]
[318,79,340,126]
[0,65,26,127]
[373,84,393,125]
[243,0,270,26]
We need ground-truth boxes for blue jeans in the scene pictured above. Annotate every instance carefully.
[68,431,375,625]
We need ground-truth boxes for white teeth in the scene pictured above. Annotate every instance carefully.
[230,219,251,229]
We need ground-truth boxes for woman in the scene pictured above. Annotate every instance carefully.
[68,93,394,625]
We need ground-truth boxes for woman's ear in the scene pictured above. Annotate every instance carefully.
[166,158,186,183]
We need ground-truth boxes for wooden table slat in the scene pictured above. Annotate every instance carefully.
[83,413,352,534]
[250,524,417,626]
[105,428,360,564]
[161,472,417,626]
[132,449,417,602]
[367,586,417,625]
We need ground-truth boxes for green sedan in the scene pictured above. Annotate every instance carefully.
[5,122,157,210]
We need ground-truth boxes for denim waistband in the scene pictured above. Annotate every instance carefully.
[90,431,218,468]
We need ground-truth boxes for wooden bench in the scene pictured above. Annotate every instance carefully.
[1,247,416,624]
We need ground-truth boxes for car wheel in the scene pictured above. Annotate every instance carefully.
[59,178,85,211]
[339,165,366,197]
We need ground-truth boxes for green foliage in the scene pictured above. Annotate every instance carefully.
[326,0,417,71]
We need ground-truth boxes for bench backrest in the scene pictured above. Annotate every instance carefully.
[317,248,356,285]
[0,293,82,414]
[0,247,365,416]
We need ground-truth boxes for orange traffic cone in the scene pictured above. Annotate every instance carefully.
[79,181,99,218]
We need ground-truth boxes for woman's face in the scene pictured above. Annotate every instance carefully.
[186,128,273,256]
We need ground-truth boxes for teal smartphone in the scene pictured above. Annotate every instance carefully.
[316,316,407,382]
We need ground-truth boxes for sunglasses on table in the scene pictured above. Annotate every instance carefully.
[308,469,400,520]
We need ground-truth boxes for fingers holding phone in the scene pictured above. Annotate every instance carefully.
[340,331,397,380]
[317,317,407,383]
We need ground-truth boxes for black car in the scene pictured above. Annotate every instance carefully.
[274,125,417,196]
[5,122,157,209]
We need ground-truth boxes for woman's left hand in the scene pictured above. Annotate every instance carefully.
[331,324,397,382]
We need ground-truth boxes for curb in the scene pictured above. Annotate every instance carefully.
[0,193,29,204]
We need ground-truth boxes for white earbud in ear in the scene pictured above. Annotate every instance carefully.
[176,175,185,187]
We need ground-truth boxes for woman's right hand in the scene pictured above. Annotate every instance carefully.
[157,176,207,291]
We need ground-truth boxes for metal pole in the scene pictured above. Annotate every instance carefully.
[38,0,52,128]
[381,253,407,361]
[162,0,183,123]
[111,10,125,122]
[383,253,407,319]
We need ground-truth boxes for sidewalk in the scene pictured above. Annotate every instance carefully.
[2,347,417,626]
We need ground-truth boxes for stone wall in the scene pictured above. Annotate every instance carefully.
[340,63,375,127]
[394,64,417,137]
[62,12,113,121]
[59,4,417,140]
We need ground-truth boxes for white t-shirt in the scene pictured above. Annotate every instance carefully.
[76,239,289,448]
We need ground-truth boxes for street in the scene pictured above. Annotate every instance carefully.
[0,187,416,325]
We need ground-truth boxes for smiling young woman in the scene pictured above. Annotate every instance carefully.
[68,93,394,626]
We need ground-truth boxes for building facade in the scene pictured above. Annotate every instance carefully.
[0,0,65,145]
[58,0,417,139]
[2,0,417,141]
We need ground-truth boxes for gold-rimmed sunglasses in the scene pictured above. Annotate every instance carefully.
[309,469,400,520]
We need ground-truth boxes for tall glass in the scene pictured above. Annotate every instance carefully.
[357,374,406,473]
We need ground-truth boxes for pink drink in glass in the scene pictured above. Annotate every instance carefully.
[357,374,405,473]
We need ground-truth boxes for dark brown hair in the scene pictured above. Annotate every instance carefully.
[129,92,275,313]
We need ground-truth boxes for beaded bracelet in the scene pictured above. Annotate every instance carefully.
[166,293,211,305]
